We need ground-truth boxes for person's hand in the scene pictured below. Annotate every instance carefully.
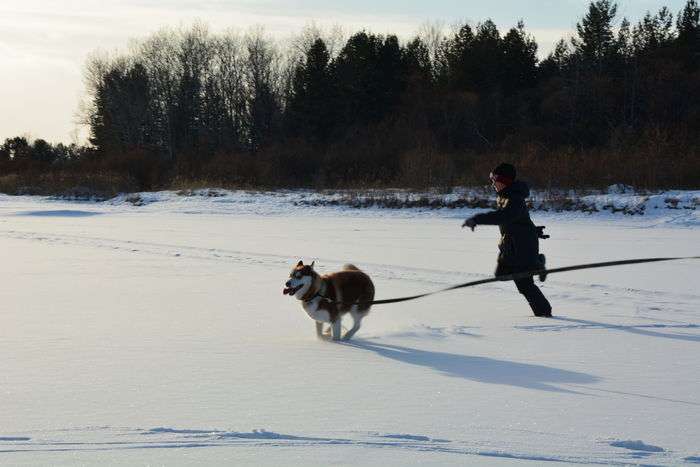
[462,217,476,231]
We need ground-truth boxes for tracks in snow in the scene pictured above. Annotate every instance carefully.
[2,228,699,315]
[0,426,678,465]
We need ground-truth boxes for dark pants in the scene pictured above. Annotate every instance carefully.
[496,262,552,317]
[514,277,552,317]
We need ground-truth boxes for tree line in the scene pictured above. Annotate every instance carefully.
[1,0,699,195]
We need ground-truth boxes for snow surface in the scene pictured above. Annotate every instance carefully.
[1,190,699,466]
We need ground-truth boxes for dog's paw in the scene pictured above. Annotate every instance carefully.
[317,332,333,341]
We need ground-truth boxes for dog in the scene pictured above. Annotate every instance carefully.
[283,260,374,341]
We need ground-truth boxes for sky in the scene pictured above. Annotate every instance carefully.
[0,0,690,145]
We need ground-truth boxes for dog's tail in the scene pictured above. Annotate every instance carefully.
[343,264,360,271]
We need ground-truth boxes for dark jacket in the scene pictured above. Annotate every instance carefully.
[473,181,540,271]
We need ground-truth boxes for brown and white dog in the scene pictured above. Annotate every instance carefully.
[283,260,375,341]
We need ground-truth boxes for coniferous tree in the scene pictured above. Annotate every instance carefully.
[502,21,538,95]
[377,35,405,112]
[676,0,700,70]
[539,39,571,79]
[90,62,152,155]
[334,31,385,125]
[30,139,56,164]
[633,8,675,54]
[1,136,31,160]
[443,23,475,90]
[403,37,432,83]
[287,38,333,140]
[470,20,503,93]
[572,0,620,73]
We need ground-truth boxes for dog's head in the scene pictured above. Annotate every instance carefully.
[283,260,317,300]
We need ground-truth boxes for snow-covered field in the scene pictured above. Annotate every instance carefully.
[1,191,698,466]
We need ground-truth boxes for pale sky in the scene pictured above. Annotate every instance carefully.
[0,0,689,144]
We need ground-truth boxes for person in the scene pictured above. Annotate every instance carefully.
[462,163,552,317]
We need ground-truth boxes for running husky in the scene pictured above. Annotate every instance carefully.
[283,261,375,341]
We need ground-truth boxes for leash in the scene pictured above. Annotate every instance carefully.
[333,256,700,307]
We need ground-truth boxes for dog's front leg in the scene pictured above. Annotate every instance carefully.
[315,321,327,340]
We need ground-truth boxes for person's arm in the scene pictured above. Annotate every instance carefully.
[472,197,524,226]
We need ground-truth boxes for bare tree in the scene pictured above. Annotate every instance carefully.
[138,28,181,161]
[244,27,283,152]
[418,20,447,66]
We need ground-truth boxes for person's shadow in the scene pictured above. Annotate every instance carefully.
[346,340,599,393]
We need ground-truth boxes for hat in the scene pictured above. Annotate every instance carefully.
[490,163,516,185]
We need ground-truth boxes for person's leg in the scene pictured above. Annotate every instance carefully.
[495,261,509,278]
[514,277,552,317]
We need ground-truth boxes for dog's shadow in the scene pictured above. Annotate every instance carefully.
[346,340,600,393]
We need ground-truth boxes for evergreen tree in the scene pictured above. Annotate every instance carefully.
[502,21,538,95]
[30,139,56,164]
[377,35,405,111]
[1,136,31,160]
[539,39,571,79]
[676,0,700,70]
[443,23,475,90]
[287,38,334,140]
[633,8,675,53]
[617,18,634,60]
[403,37,432,81]
[572,0,619,73]
[334,31,385,125]
[470,20,504,93]
[90,62,152,155]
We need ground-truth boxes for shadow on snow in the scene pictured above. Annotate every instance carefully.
[347,340,599,393]
[518,316,700,343]
[15,210,101,217]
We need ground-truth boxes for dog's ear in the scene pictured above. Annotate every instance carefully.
[297,260,304,267]
[310,261,315,269]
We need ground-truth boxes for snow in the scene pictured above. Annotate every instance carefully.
[1,190,699,466]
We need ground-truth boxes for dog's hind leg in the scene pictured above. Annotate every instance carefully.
[330,319,342,341]
[315,321,325,338]
[343,308,364,341]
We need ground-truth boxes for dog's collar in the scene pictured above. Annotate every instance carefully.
[301,278,330,303]
[301,289,318,302]
[300,279,322,302]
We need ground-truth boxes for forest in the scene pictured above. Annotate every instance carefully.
[1,0,698,196]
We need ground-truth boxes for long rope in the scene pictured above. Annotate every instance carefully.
[333,256,700,307]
